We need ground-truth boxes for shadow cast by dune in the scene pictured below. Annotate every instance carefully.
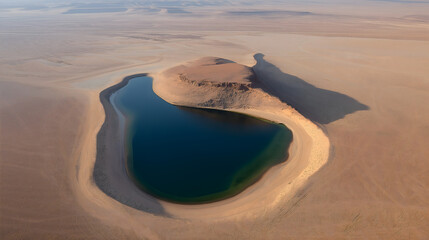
[94,74,169,217]
[252,53,369,124]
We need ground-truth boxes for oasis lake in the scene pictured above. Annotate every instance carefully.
[112,76,292,204]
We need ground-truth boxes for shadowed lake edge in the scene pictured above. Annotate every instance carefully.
[94,73,169,215]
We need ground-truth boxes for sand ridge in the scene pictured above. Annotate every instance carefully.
[69,58,329,235]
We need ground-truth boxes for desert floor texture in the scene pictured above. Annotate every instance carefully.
[1,0,429,239]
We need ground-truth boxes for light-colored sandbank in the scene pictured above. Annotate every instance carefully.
[81,57,329,223]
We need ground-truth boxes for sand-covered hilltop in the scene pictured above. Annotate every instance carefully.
[168,57,255,85]
[154,57,285,109]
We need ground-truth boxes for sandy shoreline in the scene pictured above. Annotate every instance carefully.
[79,63,330,223]
[93,73,172,214]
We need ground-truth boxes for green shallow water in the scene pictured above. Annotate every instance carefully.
[113,76,292,204]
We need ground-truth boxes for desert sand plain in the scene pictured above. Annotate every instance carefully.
[1,0,429,239]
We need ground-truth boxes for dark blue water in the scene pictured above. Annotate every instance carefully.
[113,76,292,204]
